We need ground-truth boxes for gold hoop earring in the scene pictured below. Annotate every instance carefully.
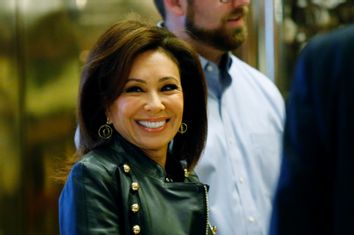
[98,121,113,139]
[178,122,187,134]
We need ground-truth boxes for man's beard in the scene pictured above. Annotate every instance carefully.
[185,6,248,51]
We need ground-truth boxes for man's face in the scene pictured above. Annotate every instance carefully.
[185,0,250,51]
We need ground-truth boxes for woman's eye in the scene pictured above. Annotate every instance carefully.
[161,84,179,92]
[125,86,143,93]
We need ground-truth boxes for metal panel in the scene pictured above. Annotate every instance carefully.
[0,1,159,234]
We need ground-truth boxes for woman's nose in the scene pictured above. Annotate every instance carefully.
[144,92,165,112]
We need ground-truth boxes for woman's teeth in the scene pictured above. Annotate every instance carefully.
[137,120,166,129]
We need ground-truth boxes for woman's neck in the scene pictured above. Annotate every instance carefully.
[142,147,168,169]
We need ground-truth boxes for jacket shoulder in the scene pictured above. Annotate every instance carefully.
[74,147,125,179]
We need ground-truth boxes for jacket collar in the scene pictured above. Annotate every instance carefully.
[109,133,184,181]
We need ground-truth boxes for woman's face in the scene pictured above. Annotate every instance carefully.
[107,50,183,160]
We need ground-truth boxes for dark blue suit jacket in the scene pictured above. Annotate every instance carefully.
[270,25,354,235]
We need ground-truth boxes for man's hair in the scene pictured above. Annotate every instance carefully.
[153,0,166,19]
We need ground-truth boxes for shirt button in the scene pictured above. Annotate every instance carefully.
[248,216,256,223]
[239,177,244,184]
[206,65,213,72]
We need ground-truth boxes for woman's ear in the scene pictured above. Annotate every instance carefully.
[164,0,188,16]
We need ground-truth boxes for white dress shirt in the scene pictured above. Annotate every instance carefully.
[195,53,285,235]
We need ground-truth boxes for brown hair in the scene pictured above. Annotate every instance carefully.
[78,19,207,170]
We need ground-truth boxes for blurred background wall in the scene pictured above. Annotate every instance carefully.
[0,1,159,234]
[0,0,352,234]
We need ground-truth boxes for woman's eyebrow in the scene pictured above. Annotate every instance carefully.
[159,76,179,83]
[126,78,146,84]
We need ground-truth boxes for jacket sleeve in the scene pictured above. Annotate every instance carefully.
[270,26,354,235]
[59,161,120,235]
[270,36,333,235]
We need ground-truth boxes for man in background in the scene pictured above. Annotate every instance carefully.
[270,25,354,235]
[153,0,285,234]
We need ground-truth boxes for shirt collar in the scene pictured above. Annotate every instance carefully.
[110,133,184,182]
[157,20,164,28]
[199,52,233,72]
[219,52,233,72]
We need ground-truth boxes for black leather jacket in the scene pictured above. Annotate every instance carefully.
[59,134,214,235]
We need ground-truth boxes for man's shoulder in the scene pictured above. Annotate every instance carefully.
[229,54,281,91]
[312,25,354,48]
[228,54,285,113]
[230,54,268,79]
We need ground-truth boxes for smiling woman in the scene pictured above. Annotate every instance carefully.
[107,50,184,167]
[58,19,214,235]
